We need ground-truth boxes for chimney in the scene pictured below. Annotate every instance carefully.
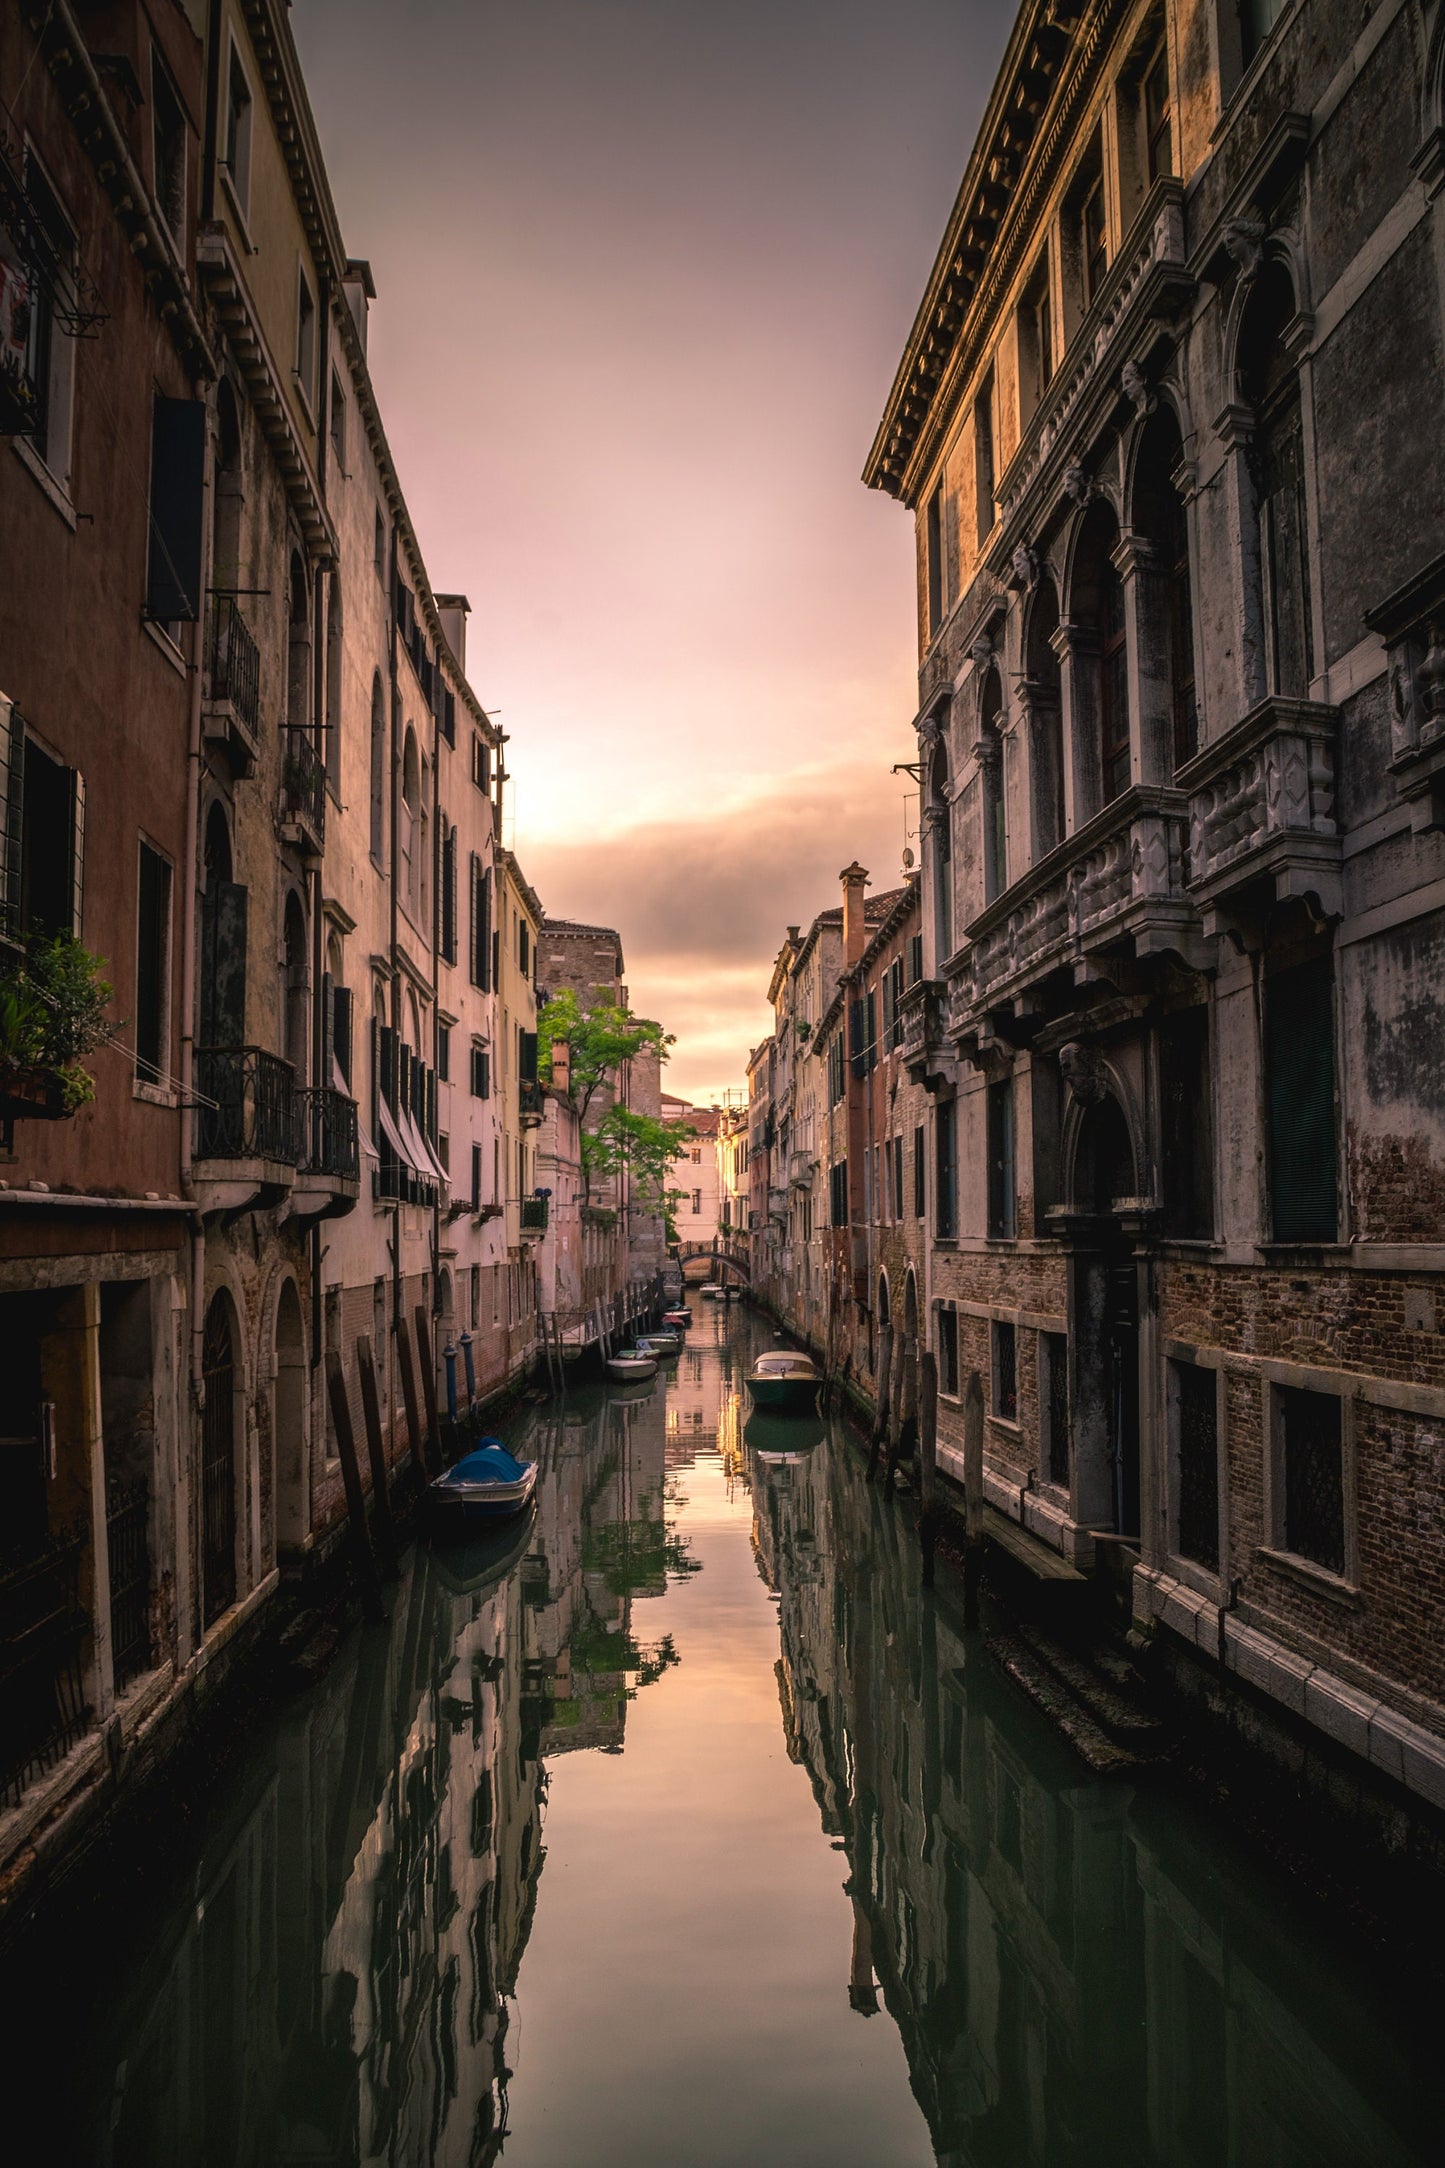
[343,258,376,353]
[436,593,470,674]
[551,1040,570,1094]
[840,862,870,970]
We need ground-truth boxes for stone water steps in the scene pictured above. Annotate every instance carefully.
[988,1619,1168,1775]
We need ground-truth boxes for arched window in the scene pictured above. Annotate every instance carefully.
[1133,407,1198,771]
[324,574,342,797]
[1072,503,1130,810]
[1025,576,1065,853]
[369,671,386,864]
[287,551,310,737]
[1238,262,1311,699]
[928,733,952,966]
[401,729,420,919]
[212,380,243,591]
[979,665,1006,904]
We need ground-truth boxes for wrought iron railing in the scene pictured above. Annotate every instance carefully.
[520,1195,549,1231]
[195,1045,297,1163]
[0,1527,90,1809]
[207,593,261,737]
[283,727,326,848]
[297,1085,360,1182]
[518,1078,544,1123]
[106,1480,152,1692]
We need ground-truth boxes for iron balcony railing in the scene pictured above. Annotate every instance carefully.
[297,1085,360,1182]
[0,1526,90,1810]
[207,593,261,738]
[195,1046,297,1164]
[518,1078,545,1124]
[520,1195,549,1231]
[283,727,326,849]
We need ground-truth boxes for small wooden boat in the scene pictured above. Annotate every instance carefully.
[607,1348,658,1383]
[638,1328,681,1354]
[746,1349,822,1414]
[698,1282,724,1300]
[661,1307,692,1328]
[428,1440,537,1526]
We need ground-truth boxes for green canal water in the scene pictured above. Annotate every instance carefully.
[5,1305,1438,2165]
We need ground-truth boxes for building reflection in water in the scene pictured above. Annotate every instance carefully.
[749,1428,1434,2168]
[62,1383,694,2168]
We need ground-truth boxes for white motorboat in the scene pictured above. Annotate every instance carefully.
[607,1348,658,1383]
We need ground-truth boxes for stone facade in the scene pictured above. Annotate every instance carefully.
[862,0,1445,1811]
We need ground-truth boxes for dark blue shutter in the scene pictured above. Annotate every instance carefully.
[146,396,206,620]
[1266,957,1337,1240]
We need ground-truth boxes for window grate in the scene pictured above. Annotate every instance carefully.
[1175,1363,1219,1571]
[994,1321,1017,1422]
[1282,1387,1344,1575]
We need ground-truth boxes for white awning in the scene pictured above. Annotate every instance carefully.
[377,1090,421,1174]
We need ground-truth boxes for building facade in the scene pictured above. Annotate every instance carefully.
[864,0,1445,1810]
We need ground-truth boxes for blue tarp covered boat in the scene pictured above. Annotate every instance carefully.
[427,1440,537,1527]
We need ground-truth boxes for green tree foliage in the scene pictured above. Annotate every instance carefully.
[537,988,695,1207]
[0,934,115,1110]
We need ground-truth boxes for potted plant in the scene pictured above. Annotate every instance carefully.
[0,934,115,1137]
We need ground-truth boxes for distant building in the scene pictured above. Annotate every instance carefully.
[663,1095,720,1254]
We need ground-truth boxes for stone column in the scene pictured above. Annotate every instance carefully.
[1213,401,1267,714]
[1114,529,1172,787]
[1051,617,1100,834]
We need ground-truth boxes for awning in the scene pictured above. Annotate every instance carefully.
[377,1089,421,1175]
[336,1057,378,1163]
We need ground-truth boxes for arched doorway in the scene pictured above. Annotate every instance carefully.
[201,1293,239,1625]
[273,1281,307,1555]
[1067,1089,1141,1540]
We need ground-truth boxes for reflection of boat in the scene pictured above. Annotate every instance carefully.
[746,1350,822,1413]
[607,1348,658,1383]
[428,1500,537,1594]
[428,1440,537,1525]
[662,1308,692,1328]
[746,1409,826,1462]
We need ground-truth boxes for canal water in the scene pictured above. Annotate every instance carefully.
[4,1305,1438,2166]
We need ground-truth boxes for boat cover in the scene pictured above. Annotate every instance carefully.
[438,1442,530,1489]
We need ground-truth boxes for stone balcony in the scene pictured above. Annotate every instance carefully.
[1178,697,1341,939]
[899,978,950,1088]
[951,787,1194,1031]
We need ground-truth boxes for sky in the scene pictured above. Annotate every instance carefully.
[291,0,1016,1103]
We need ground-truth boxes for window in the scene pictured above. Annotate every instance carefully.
[135,843,172,1085]
[1279,1386,1345,1576]
[469,858,492,989]
[891,1135,905,1221]
[20,155,76,483]
[827,1033,845,1107]
[437,1131,449,1174]
[930,735,952,964]
[436,1023,450,1083]
[829,1159,849,1229]
[935,1097,957,1239]
[400,730,421,918]
[1044,1332,1069,1485]
[1081,173,1107,308]
[439,819,458,964]
[1143,45,1173,182]
[974,374,995,548]
[908,931,923,984]
[926,482,945,638]
[692,1189,702,1215]
[987,1078,1016,1238]
[374,506,386,578]
[470,1265,481,1329]
[295,266,317,414]
[1240,265,1312,700]
[519,919,531,976]
[882,956,905,1050]
[471,1045,490,1098]
[472,733,491,793]
[146,396,206,624]
[4,728,84,941]
[992,1320,1018,1422]
[936,1306,959,1397]
[1160,1006,1213,1237]
[1265,956,1337,1240]
[1018,252,1053,423]
[470,1141,482,1211]
[1173,1362,1219,1570]
[913,1124,926,1219]
[329,368,345,466]
[223,40,253,215]
[150,50,186,248]
[1099,548,1129,801]
[1240,0,1286,69]
[369,673,386,864]
[979,666,1006,904]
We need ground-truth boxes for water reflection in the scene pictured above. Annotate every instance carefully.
[749,1419,1436,2168]
[7,1310,1437,2167]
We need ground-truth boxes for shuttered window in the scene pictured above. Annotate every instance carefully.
[134,843,171,1084]
[935,1098,957,1239]
[469,857,491,990]
[987,1078,1016,1238]
[471,1046,490,1099]
[1265,956,1337,1241]
[145,396,206,621]
[439,824,457,964]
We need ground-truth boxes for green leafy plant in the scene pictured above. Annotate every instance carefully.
[0,934,115,1111]
[536,990,694,1206]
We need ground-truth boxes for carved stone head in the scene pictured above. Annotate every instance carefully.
[1058,1040,1109,1106]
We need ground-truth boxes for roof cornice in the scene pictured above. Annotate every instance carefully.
[864,0,1129,506]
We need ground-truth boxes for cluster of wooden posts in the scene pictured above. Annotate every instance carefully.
[322,1305,444,1625]
[866,1318,985,1620]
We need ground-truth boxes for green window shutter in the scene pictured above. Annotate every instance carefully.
[1266,956,1337,1241]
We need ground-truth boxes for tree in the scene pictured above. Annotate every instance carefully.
[537,988,694,1209]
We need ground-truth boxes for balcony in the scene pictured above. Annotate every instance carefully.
[203,595,262,770]
[281,727,326,855]
[194,1045,296,1213]
[518,1078,544,1129]
[952,787,1195,1031]
[788,1148,817,1189]
[899,977,950,1089]
[520,1195,549,1233]
[1180,698,1341,940]
[290,1085,361,1220]
[768,1184,789,1223]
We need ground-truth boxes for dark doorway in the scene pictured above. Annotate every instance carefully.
[201,1295,237,1626]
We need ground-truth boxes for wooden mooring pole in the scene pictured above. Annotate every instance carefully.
[886,1330,916,1497]
[963,1369,985,1627]
[414,1306,443,1472]
[395,1312,427,1479]
[324,1351,385,1623]
[355,1333,399,1578]
[919,1347,938,1588]
[868,1319,893,1482]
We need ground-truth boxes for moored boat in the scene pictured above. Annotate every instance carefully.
[607,1348,658,1383]
[638,1328,681,1354]
[698,1282,723,1300]
[745,1349,822,1414]
[661,1307,692,1328]
[427,1440,537,1527]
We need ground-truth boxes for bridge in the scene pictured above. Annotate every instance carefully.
[676,1241,751,1285]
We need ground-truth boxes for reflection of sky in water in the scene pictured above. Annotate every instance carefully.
[5,1308,1436,2167]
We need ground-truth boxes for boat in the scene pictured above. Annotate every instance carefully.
[698,1282,724,1300]
[745,1348,822,1414]
[745,1409,826,1461]
[638,1327,681,1354]
[606,1347,658,1383]
[661,1307,692,1328]
[427,1439,537,1527]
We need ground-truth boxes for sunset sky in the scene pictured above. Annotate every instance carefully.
[292,0,1014,1103]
